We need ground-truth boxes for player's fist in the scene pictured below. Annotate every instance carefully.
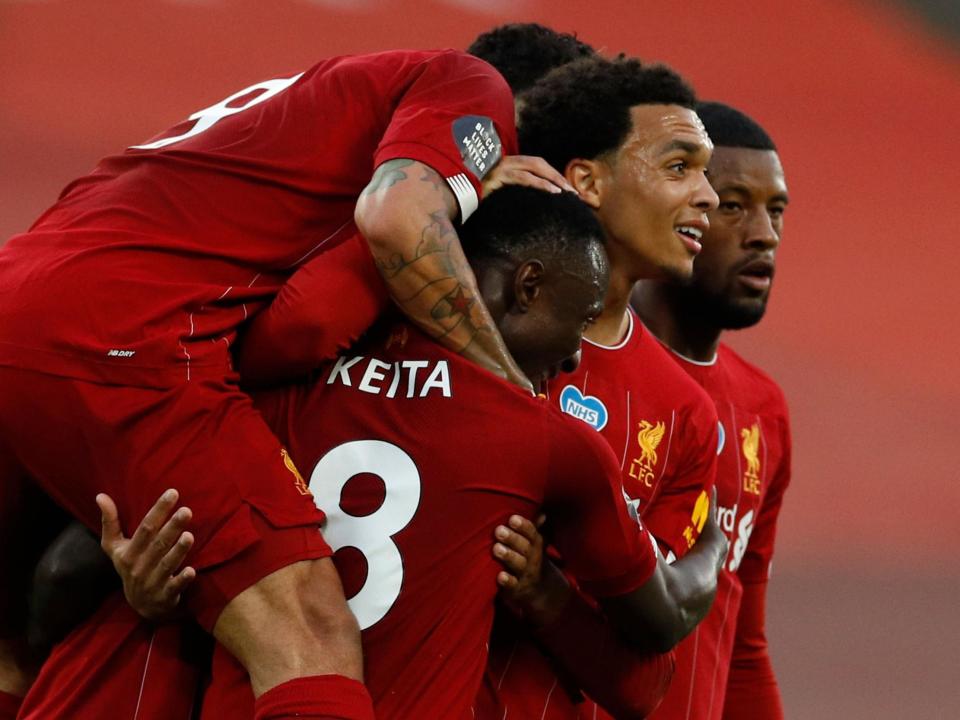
[97,489,196,621]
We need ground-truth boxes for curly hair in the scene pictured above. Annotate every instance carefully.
[519,56,698,172]
[467,23,595,95]
[696,101,776,151]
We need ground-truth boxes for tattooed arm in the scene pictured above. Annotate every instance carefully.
[355,159,533,392]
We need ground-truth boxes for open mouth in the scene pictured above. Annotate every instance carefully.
[737,259,775,291]
[675,225,704,254]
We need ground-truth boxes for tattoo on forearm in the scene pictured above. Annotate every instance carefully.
[373,209,493,353]
[361,158,415,196]
[375,211,457,280]
[420,167,444,191]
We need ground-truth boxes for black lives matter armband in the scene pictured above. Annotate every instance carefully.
[448,115,502,221]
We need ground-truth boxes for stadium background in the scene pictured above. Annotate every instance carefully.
[2,1,958,716]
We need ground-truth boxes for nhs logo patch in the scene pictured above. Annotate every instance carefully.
[559,385,608,432]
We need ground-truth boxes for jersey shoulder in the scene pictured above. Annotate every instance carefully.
[637,327,718,421]
[716,343,789,418]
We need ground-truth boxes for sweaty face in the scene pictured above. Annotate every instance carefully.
[684,146,788,329]
[502,244,608,390]
[596,105,719,281]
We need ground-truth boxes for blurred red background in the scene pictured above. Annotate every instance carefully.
[3,0,958,716]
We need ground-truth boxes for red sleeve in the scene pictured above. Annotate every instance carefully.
[545,415,657,599]
[738,411,791,584]
[721,580,784,719]
[236,231,390,384]
[374,50,518,221]
[534,588,674,719]
[641,398,719,561]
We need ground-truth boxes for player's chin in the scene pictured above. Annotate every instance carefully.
[720,298,767,329]
[661,253,695,282]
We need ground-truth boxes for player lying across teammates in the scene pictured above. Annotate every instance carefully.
[0,39,576,720]
[0,20,791,720]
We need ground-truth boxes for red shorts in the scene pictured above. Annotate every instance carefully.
[0,367,332,630]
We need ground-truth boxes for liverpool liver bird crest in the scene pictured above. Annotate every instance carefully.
[740,424,761,476]
[637,420,666,467]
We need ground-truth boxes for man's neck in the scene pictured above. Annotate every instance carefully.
[585,264,634,346]
[631,281,722,362]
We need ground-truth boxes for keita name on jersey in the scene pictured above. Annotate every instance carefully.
[326,355,453,399]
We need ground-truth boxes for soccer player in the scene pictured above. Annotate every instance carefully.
[477,55,726,719]
[236,24,596,384]
[22,187,729,719]
[0,49,571,719]
[630,101,791,720]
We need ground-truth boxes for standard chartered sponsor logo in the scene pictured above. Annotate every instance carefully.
[728,508,755,572]
[715,503,756,572]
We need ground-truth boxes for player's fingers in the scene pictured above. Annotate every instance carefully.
[508,155,576,194]
[142,507,193,569]
[164,565,197,602]
[501,169,564,195]
[495,524,531,557]
[493,542,528,574]
[496,571,518,589]
[145,529,194,586]
[128,489,179,555]
[96,493,124,551]
[506,515,540,544]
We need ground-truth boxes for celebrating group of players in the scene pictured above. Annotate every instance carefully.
[0,21,791,720]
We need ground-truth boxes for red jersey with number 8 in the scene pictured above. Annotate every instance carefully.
[200,323,658,720]
[0,49,516,388]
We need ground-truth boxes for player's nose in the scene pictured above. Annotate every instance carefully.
[745,208,780,250]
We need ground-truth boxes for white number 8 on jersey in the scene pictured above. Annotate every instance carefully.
[308,440,421,630]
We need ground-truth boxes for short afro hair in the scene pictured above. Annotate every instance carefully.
[460,186,604,273]
[519,55,698,172]
[467,23,596,95]
[696,101,776,151]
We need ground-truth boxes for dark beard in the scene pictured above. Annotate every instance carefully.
[665,281,768,331]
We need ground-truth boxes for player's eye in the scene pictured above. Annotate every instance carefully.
[667,160,687,174]
[719,201,742,212]
[769,205,786,218]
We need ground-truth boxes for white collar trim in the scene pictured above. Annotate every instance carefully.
[584,310,635,351]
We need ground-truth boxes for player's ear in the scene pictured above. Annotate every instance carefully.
[566,158,605,210]
[512,260,545,313]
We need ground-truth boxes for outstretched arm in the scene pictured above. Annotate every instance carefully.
[355,159,536,391]
[494,516,674,720]
[601,491,727,654]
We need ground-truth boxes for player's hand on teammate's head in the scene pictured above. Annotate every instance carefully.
[481,155,577,197]
[97,489,196,622]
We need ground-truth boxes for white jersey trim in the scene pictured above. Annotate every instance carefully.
[446,173,479,222]
[637,318,719,365]
[583,309,635,351]
[667,345,718,366]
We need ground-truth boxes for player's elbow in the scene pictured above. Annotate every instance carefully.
[354,193,386,251]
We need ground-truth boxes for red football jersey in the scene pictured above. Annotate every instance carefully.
[639,341,791,720]
[547,310,720,559]
[0,49,516,388]
[484,310,719,718]
[200,323,657,720]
